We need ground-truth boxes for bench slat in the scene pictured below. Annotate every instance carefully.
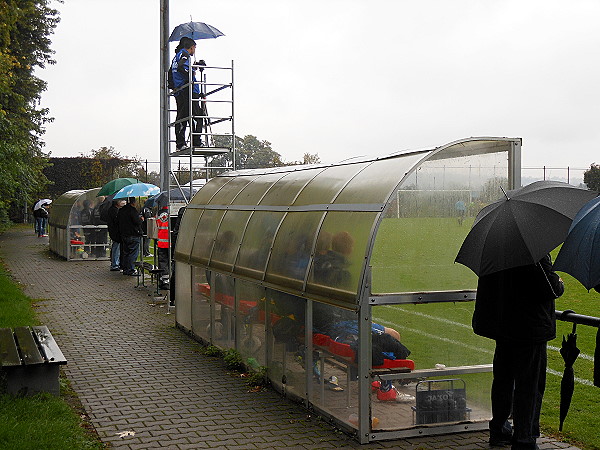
[14,327,44,365]
[0,328,22,367]
[32,326,67,365]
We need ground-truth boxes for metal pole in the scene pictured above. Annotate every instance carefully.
[159,0,169,192]
[231,60,236,171]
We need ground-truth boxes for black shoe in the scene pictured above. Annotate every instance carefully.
[110,267,120,271]
[176,143,186,151]
[123,270,138,276]
[489,435,512,447]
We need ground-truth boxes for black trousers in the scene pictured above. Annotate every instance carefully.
[175,91,203,147]
[490,340,547,449]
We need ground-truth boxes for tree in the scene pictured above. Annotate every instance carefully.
[211,134,285,173]
[0,1,60,224]
[583,163,600,191]
[302,153,321,165]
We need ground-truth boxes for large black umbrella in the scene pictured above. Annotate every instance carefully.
[455,181,597,276]
[559,321,580,431]
[554,196,600,290]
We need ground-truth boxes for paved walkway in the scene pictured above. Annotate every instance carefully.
[0,227,578,449]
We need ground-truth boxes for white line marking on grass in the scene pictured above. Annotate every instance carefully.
[548,345,595,362]
[381,306,596,362]
[381,305,472,329]
[376,313,595,386]
[547,367,595,387]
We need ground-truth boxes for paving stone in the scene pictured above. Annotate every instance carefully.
[0,228,579,450]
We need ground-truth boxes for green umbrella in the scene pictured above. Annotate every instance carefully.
[97,178,138,197]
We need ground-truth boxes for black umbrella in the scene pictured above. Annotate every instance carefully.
[559,321,580,431]
[455,181,597,277]
[146,187,196,208]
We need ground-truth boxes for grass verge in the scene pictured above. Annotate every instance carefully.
[0,260,104,449]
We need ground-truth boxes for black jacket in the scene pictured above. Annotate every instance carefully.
[107,205,121,242]
[472,254,564,343]
[33,207,49,219]
[117,204,143,238]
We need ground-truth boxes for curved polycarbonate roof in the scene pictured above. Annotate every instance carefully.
[175,137,520,309]
[49,188,102,228]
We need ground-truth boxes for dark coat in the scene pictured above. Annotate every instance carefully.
[472,254,564,343]
[117,203,143,238]
[107,204,121,242]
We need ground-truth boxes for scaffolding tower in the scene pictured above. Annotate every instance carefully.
[165,60,235,205]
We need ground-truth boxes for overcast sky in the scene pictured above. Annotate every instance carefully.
[40,0,599,173]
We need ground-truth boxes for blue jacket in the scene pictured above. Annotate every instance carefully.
[170,49,199,95]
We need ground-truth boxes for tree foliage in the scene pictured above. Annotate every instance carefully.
[209,134,319,175]
[0,0,60,222]
[211,134,284,172]
[44,146,143,198]
[583,163,600,192]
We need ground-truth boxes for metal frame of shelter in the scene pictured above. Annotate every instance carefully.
[173,137,521,443]
[48,188,110,261]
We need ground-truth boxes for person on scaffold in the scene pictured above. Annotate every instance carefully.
[169,37,206,150]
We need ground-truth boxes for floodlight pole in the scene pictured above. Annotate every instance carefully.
[160,0,170,191]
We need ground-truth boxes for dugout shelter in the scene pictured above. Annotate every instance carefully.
[173,137,521,443]
[49,188,110,261]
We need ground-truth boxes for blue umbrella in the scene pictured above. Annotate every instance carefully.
[554,196,600,290]
[168,21,225,42]
[113,183,160,199]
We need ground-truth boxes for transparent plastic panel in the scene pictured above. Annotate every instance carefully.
[211,272,236,350]
[267,289,306,402]
[49,190,85,228]
[175,263,192,330]
[259,169,323,206]
[173,208,203,263]
[309,301,359,424]
[188,176,231,206]
[307,212,378,304]
[334,155,424,204]
[189,209,226,266]
[209,176,257,205]
[371,151,509,293]
[67,189,107,261]
[265,211,324,290]
[230,173,284,206]
[191,266,211,342]
[210,210,250,271]
[370,303,492,431]
[234,211,285,279]
[293,164,367,206]
[235,280,267,368]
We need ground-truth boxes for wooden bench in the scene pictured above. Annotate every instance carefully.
[0,326,67,396]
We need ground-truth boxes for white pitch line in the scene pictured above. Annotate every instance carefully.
[381,305,596,362]
[375,309,595,386]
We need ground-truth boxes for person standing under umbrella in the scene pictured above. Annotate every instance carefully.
[107,199,124,271]
[169,37,205,150]
[473,255,564,449]
[117,197,144,276]
[33,203,49,237]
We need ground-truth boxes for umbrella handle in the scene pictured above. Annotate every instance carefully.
[560,310,578,334]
